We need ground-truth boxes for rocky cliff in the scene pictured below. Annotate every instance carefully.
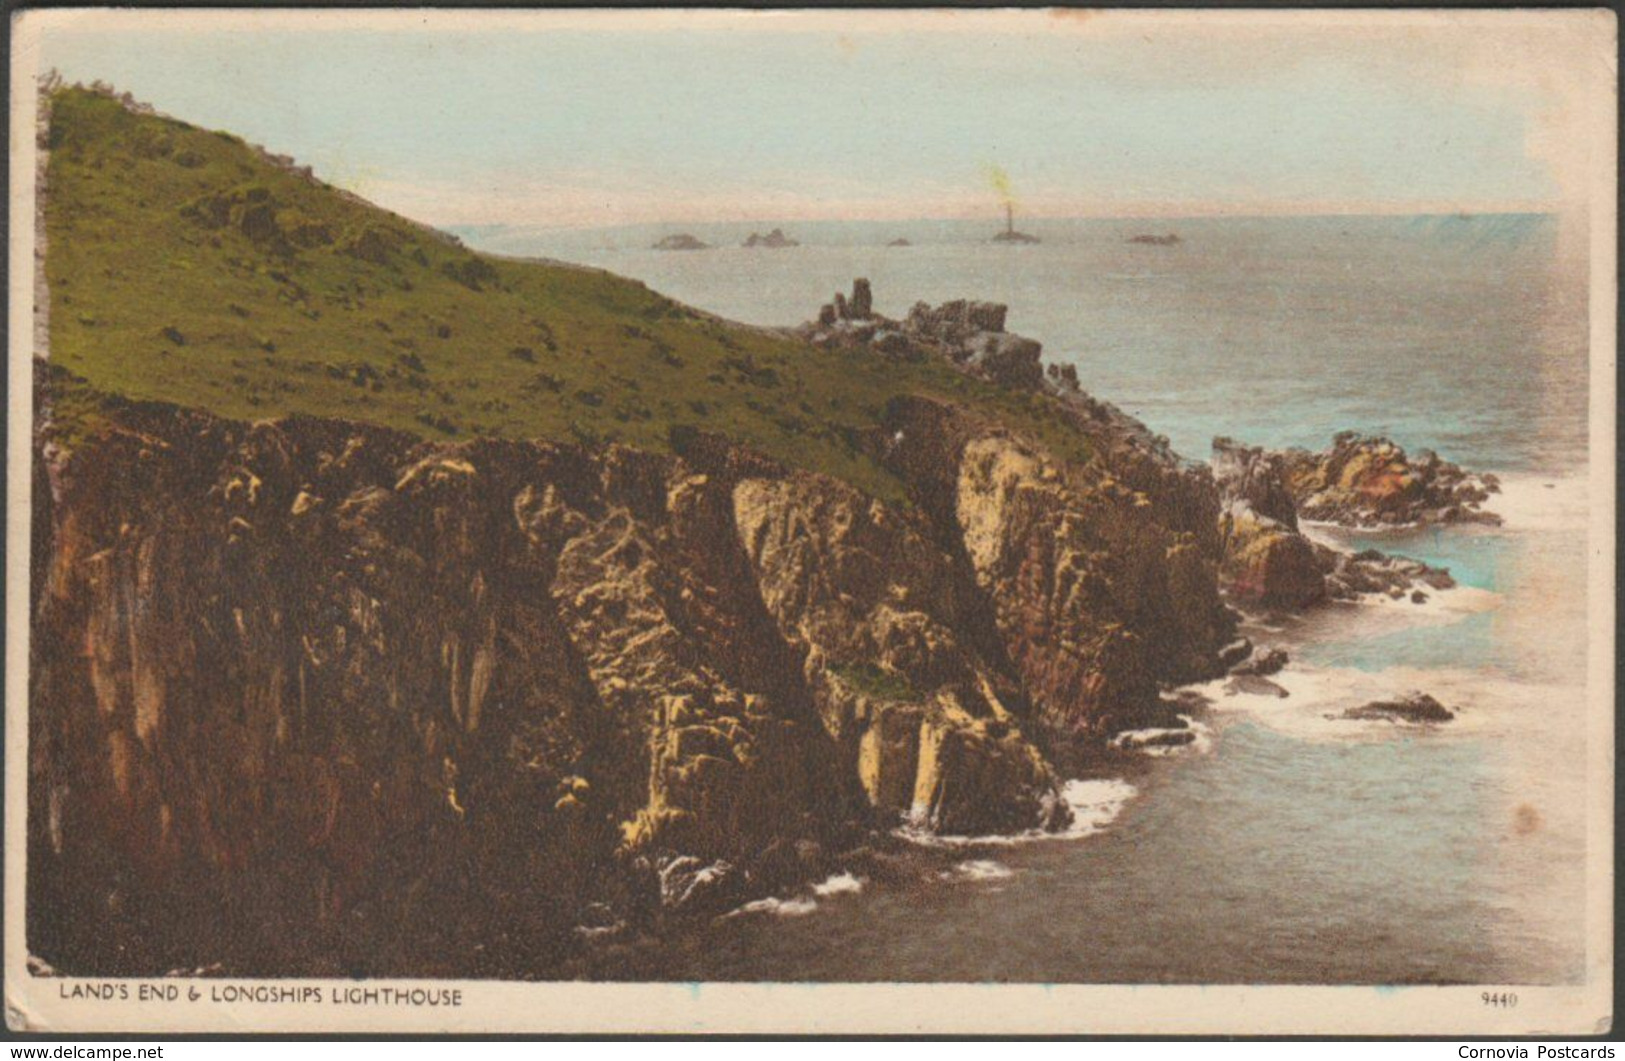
[1211,438,1325,608]
[30,357,1234,976]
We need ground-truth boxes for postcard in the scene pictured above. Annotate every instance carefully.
[5,7,1615,1035]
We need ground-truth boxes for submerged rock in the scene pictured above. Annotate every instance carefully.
[1230,646,1289,677]
[1225,674,1290,699]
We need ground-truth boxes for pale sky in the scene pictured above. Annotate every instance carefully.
[26,9,1614,228]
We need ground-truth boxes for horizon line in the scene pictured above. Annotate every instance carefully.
[445,206,1562,237]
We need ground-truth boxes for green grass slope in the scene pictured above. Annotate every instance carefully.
[41,86,1091,499]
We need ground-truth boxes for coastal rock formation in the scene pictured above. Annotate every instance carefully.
[1211,439,1324,608]
[801,280,1047,392]
[1229,646,1289,677]
[1210,438,1459,610]
[1317,547,1455,602]
[881,396,1236,738]
[1211,437,1299,529]
[742,228,798,249]
[30,357,1235,975]
[1279,432,1501,527]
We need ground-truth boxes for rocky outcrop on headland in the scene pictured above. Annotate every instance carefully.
[30,353,1236,975]
[801,279,1063,393]
[1279,432,1501,527]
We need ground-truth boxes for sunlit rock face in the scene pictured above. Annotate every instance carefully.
[29,366,1234,975]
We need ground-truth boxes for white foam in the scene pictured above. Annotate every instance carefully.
[572,923,623,940]
[811,871,864,897]
[1300,516,1419,533]
[1111,714,1214,757]
[1487,472,1590,534]
[1056,777,1139,837]
[728,895,819,918]
[1189,658,1581,745]
[1343,582,1501,623]
[942,859,1014,882]
[894,777,1138,848]
[1249,580,1501,650]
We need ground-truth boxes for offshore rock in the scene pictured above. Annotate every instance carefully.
[1279,432,1501,527]
[1336,693,1455,724]
[742,227,798,249]
[1211,438,1298,530]
[651,233,710,251]
[1210,437,1457,611]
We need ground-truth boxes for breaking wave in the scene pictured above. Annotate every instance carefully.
[1111,714,1214,757]
[942,859,1014,882]
[728,895,820,918]
[811,872,864,897]
[895,777,1138,848]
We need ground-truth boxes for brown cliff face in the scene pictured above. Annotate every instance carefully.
[883,396,1234,739]
[1210,438,1326,609]
[29,369,1233,976]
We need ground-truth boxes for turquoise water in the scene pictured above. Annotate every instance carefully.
[470,216,1594,985]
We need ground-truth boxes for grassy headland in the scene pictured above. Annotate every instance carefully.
[41,86,1093,499]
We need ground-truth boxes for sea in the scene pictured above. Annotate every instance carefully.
[459,214,1597,985]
